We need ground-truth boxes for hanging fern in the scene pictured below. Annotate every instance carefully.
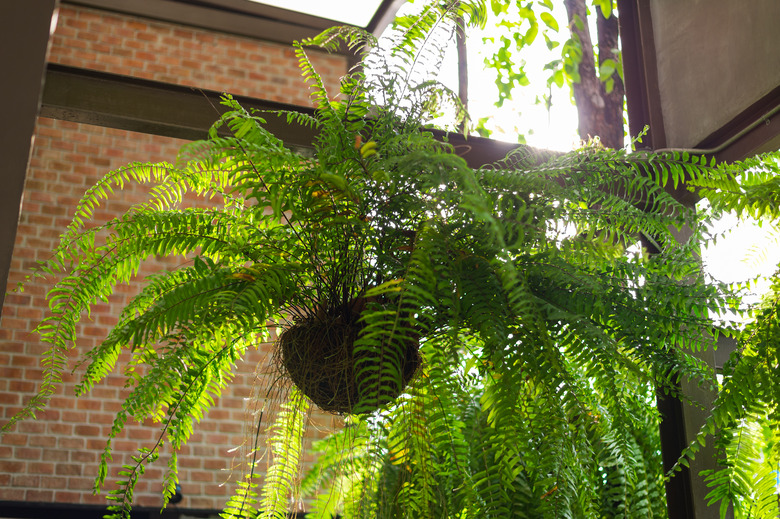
[4,1,780,518]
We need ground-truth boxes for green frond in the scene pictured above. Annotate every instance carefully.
[258,388,310,519]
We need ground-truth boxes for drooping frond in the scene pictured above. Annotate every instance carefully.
[258,388,310,518]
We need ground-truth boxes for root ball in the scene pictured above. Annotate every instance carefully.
[279,303,420,414]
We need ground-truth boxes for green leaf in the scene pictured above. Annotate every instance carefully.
[491,0,508,15]
[574,14,585,31]
[544,32,560,50]
[319,172,348,192]
[599,58,616,79]
[525,22,539,45]
[553,69,565,88]
[540,12,559,32]
[594,0,613,18]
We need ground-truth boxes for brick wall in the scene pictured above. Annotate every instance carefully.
[50,4,347,106]
[0,117,340,510]
[1,2,347,512]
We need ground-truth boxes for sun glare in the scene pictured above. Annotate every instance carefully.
[246,0,384,27]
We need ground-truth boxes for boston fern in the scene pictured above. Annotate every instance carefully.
[4,1,780,518]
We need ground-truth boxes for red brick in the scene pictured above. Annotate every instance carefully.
[189,470,214,483]
[4,293,31,305]
[59,437,85,450]
[74,424,101,437]
[91,387,120,399]
[135,494,162,508]
[39,474,66,487]
[67,476,96,490]
[203,459,226,471]
[89,410,118,423]
[28,435,57,448]
[49,422,73,435]
[0,392,21,405]
[1,433,27,446]
[178,457,202,469]
[1,5,344,509]
[14,447,42,460]
[86,438,107,451]
[70,449,97,464]
[127,427,154,441]
[12,474,40,487]
[75,399,102,411]
[8,379,36,394]
[42,449,69,463]
[61,410,88,423]
[53,491,82,503]
[10,354,39,366]
[0,319,26,331]
[0,460,26,472]
[112,441,138,452]
[0,488,26,500]
[55,463,83,476]
[26,489,55,501]
[203,483,229,497]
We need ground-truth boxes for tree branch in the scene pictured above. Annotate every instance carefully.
[564,0,624,149]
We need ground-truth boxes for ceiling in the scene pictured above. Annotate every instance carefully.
[246,0,387,27]
[618,0,780,162]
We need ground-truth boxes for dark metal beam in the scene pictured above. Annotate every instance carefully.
[367,0,409,35]
[656,388,695,518]
[617,3,741,518]
[0,0,58,312]
[618,0,779,162]
[40,64,542,169]
[616,0,667,149]
[170,0,341,30]
[0,500,220,519]
[41,64,319,146]
[701,85,780,163]
[617,2,695,517]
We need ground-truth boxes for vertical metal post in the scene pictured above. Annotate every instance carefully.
[655,221,729,519]
[455,6,468,133]
[616,2,729,516]
[0,1,58,312]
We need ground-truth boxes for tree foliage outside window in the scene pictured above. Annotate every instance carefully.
[3,2,780,518]
[476,0,624,149]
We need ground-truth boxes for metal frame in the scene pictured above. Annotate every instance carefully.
[39,64,536,168]
[615,2,780,517]
[41,64,319,144]
[699,85,780,163]
[0,500,309,519]
[618,0,780,161]
[616,0,667,150]
[0,0,58,312]
[616,4,693,516]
